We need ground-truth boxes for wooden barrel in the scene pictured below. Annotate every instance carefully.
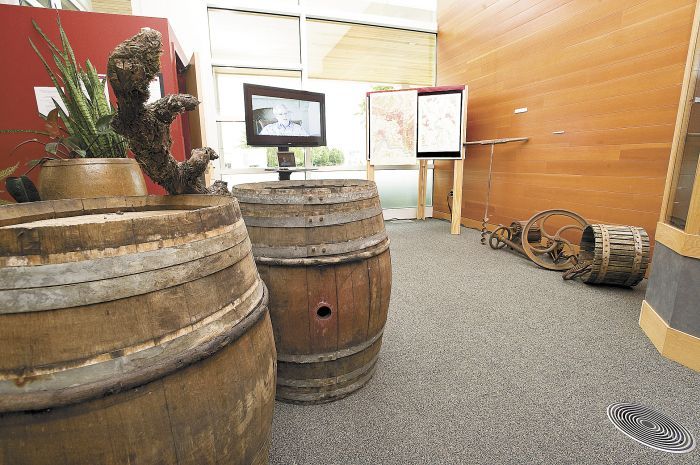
[578,224,650,287]
[0,195,275,465]
[232,180,391,404]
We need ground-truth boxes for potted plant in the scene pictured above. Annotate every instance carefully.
[0,163,19,205]
[1,18,147,200]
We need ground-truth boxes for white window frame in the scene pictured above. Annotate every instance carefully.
[207,0,436,178]
[21,0,88,10]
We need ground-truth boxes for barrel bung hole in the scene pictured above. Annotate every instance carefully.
[316,305,332,319]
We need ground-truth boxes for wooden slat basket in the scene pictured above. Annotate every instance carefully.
[578,224,650,287]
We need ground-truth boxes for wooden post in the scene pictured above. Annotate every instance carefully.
[451,158,464,234]
[417,160,428,220]
[366,164,375,182]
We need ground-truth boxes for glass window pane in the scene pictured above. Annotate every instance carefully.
[306,0,436,23]
[61,1,79,10]
[214,67,301,120]
[668,54,700,229]
[307,19,435,85]
[209,9,300,67]
[252,0,299,6]
[217,122,305,170]
[217,122,274,169]
[307,170,367,181]
[223,172,281,188]
[22,0,52,7]
[307,168,432,208]
[306,79,405,168]
[668,136,699,229]
[374,169,432,209]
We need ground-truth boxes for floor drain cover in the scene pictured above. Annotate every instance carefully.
[607,403,695,453]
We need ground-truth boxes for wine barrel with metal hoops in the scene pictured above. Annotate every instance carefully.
[578,224,650,287]
[0,195,275,465]
[232,180,392,404]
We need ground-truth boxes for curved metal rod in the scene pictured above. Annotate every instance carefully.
[521,209,589,271]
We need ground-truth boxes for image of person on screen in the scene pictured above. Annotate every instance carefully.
[259,104,309,136]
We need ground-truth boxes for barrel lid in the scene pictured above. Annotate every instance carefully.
[232,179,378,205]
[0,195,240,265]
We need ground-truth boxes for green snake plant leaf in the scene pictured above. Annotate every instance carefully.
[0,129,51,136]
[31,19,62,57]
[44,142,58,155]
[57,17,78,73]
[96,114,115,134]
[0,162,19,181]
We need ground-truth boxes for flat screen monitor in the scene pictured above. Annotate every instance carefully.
[243,83,326,147]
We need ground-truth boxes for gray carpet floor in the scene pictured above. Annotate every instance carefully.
[270,219,700,465]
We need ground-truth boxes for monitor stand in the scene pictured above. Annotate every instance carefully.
[265,147,317,181]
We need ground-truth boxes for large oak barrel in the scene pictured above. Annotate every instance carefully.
[0,195,275,465]
[232,180,391,404]
[578,224,650,287]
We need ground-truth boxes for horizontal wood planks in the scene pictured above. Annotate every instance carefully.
[435,0,696,242]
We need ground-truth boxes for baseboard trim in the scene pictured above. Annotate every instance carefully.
[383,207,433,221]
[639,300,700,372]
[431,211,499,231]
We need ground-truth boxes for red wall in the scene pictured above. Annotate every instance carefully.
[0,5,186,200]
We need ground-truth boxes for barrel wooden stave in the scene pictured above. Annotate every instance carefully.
[233,180,391,404]
[0,313,275,465]
[0,195,275,464]
[579,223,650,287]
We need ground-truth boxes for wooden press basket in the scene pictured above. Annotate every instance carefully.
[578,224,650,287]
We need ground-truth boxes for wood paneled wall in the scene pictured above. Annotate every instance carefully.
[434,0,696,242]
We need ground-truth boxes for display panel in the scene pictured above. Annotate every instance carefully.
[417,89,465,159]
[244,84,326,147]
[368,89,417,165]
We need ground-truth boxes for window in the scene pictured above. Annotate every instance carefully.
[209,9,301,68]
[19,0,89,10]
[306,19,436,84]
[214,68,302,171]
[208,3,436,210]
[667,44,700,230]
[305,0,436,23]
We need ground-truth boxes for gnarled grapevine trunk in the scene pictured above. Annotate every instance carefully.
[107,28,229,195]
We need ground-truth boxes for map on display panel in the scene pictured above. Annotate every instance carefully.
[368,90,418,165]
[418,92,462,153]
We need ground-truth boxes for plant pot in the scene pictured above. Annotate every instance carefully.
[38,158,147,200]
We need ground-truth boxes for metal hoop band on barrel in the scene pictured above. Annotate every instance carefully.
[252,231,388,261]
[232,182,378,205]
[277,354,379,388]
[242,205,383,228]
[255,238,390,266]
[624,227,645,287]
[277,329,384,363]
[0,282,269,413]
[277,360,378,404]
